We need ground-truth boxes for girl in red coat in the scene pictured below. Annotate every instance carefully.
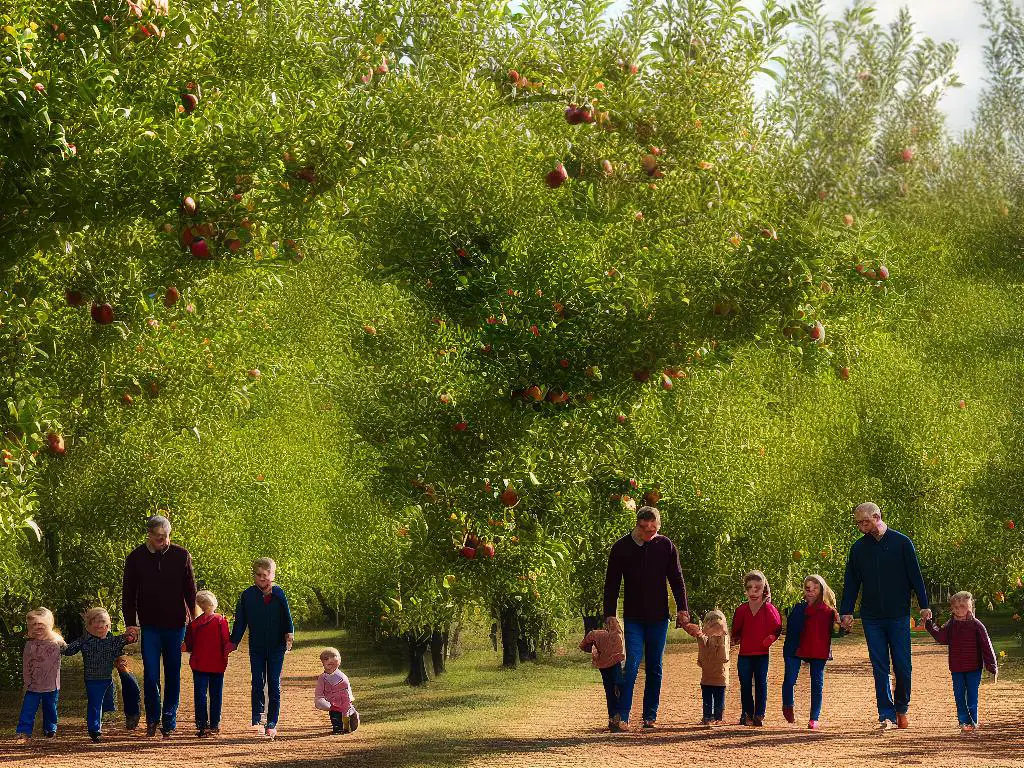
[184,590,231,737]
[732,571,782,726]
[925,591,997,735]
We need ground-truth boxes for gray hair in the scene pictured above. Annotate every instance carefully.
[853,502,881,519]
[636,506,661,525]
[147,515,172,533]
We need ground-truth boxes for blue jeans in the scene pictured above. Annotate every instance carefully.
[701,684,726,721]
[249,648,286,728]
[951,669,982,726]
[141,625,187,731]
[619,619,669,724]
[599,664,622,719]
[102,670,141,720]
[862,617,912,723]
[782,656,827,720]
[194,671,225,730]
[737,654,770,719]
[85,680,113,734]
[17,690,58,736]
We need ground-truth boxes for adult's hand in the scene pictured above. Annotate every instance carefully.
[919,608,933,622]
[840,614,854,631]
[676,610,690,628]
[125,626,139,644]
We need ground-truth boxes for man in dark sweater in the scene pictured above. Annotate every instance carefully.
[122,515,197,738]
[839,502,931,733]
[603,506,689,730]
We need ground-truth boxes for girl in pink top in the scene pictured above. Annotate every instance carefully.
[731,571,782,726]
[314,647,359,734]
[579,616,626,731]
[16,608,66,743]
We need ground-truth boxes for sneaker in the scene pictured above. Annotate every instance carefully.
[161,728,174,739]
[208,727,221,736]
[808,720,820,730]
[896,713,909,729]
[197,729,208,738]
[876,720,896,734]
[251,723,266,736]
[783,705,795,724]
[960,724,976,736]
[609,719,629,733]
[146,722,159,737]
[752,717,764,727]
[742,714,754,727]
[43,732,56,739]
[641,720,656,729]
[15,734,29,745]
[348,710,360,732]
[701,718,712,729]
[713,719,723,726]
[332,725,346,735]
[89,732,102,743]
[125,714,140,731]
[264,727,277,741]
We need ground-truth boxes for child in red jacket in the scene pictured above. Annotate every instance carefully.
[924,591,997,735]
[732,570,782,726]
[184,590,231,737]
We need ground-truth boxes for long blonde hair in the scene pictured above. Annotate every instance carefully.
[26,607,66,647]
[804,574,837,610]
[744,570,772,603]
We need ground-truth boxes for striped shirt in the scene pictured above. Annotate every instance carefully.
[62,633,129,681]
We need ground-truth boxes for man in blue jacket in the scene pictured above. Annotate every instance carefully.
[839,502,931,733]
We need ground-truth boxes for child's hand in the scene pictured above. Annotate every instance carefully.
[762,635,775,649]
[285,633,294,652]
[180,641,187,653]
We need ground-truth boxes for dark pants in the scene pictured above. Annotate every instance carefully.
[951,670,982,726]
[329,708,359,732]
[737,654,770,719]
[249,648,286,728]
[599,663,623,719]
[17,690,58,736]
[782,657,827,720]
[194,672,225,730]
[102,669,141,720]
[862,617,912,723]
[619,618,669,723]
[85,680,113,734]
[701,684,726,721]
[141,625,187,731]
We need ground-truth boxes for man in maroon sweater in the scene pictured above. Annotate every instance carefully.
[603,506,689,730]
[122,515,197,738]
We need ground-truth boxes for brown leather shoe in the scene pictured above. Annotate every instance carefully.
[896,713,909,729]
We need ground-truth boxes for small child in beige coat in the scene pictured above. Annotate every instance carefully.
[685,609,730,726]
[579,617,626,731]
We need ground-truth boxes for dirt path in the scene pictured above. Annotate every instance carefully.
[2,634,1021,768]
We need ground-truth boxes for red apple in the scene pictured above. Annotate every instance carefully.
[1006,520,1015,530]
[122,393,134,405]
[46,432,65,456]
[500,488,519,507]
[809,321,825,344]
[878,264,889,280]
[644,490,661,505]
[559,358,570,368]
[190,237,210,259]
[90,302,114,325]
[453,421,468,432]
[164,286,180,308]
[524,385,543,402]
[564,104,583,125]
[958,399,966,410]
[837,366,850,381]
[545,163,569,189]
[65,290,86,307]
[901,147,914,163]
[460,546,476,559]
[616,414,627,424]
[792,550,803,562]
[181,93,198,113]
[548,390,569,405]
[479,543,495,558]
[508,69,520,83]
[843,213,855,227]
[363,324,377,336]
[146,318,159,330]
[247,368,261,380]
[633,369,650,383]
[660,373,673,390]
[601,159,614,176]
[182,196,197,216]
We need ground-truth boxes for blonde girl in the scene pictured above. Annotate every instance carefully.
[782,574,840,729]
[684,609,730,726]
[16,608,66,743]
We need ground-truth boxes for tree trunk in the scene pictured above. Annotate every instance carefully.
[404,631,431,686]
[517,632,534,663]
[500,606,519,668]
[310,586,338,626]
[449,621,463,660]
[430,628,446,676]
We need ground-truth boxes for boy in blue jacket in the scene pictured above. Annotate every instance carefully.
[228,557,294,740]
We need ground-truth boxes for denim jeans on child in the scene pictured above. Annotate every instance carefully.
[102,669,141,721]
[782,656,827,720]
[329,708,359,732]
[618,619,669,724]
[141,625,187,731]
[599,663,623,719]
[737,654,770,719]
[249,647,286,728]
[701,684,726,721]
[861,617,912,723]
[16,690,59,736]
[194,671,225,730]
[951,669,983,726]
[85,679,114,734]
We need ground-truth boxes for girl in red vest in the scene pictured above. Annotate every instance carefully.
[183,590,230,737]
[732,571,782,726]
